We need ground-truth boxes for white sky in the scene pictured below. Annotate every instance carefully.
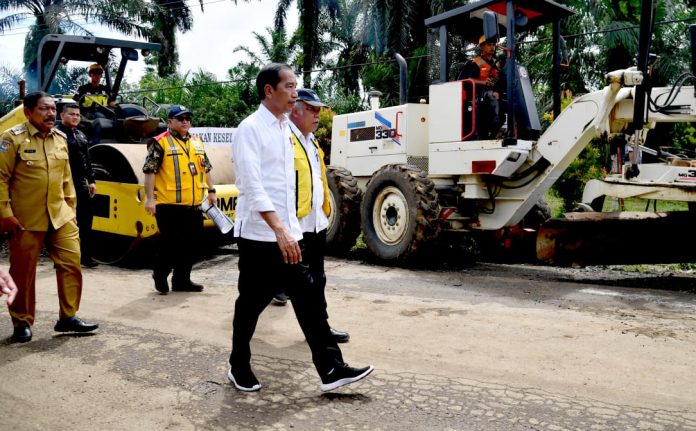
[0,0,298,82]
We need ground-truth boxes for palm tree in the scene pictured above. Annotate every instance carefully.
[324,0,367,96]
[0,64,22,114]
[0,0,153,85]
[233,26,295,64]
[274,0,340,87]
[145,0,203,77]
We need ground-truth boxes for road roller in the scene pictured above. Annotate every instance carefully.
[0,34,238,263]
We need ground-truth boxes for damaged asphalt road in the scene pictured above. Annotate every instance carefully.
[1,249,695,430]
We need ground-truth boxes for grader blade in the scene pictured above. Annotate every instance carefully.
[537,211,696,266]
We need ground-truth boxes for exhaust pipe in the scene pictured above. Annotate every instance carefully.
[15,80,26,107]
[395,53,407,105]
[691,25,696,78]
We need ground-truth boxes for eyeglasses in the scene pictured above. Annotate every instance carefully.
[175,116,192,122]
[305,105,322,115]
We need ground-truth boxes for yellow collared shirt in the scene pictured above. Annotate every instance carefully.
[0,121,76,231]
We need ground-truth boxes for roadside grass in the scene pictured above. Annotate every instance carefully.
[545,189,689,216]
[622,263,696,272]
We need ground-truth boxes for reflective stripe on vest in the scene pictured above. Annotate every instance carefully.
[153,133,207,205]
[473,56,499,83]
[165,135,183,203]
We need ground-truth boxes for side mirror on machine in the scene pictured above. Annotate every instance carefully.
[482,11,499,43]
[121,48,139,61]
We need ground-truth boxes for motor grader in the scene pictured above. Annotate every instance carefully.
[326,0,696,265]
[0,34,237,263]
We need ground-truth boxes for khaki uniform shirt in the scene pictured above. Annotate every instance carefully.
[0,122,76,231]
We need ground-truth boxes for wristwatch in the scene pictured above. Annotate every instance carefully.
[208,188,216,194]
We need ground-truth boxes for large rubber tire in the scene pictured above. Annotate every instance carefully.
[325,166,362,255]
[360,164,441,261]
[90,231,145,266]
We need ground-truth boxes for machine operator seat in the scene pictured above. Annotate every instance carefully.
[459,61,542,142]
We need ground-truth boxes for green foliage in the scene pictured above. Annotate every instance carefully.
[361,56,400,107]
[127,64,259,127]
[544,190,565,218]
[234,27,296,65]
[0,0,153,83]
[552,142,605,212]
[595,197,687,212]
[673,123,696,150]
[315,107,335,162]
[0,65,21,116]
[321,89,364,115]
[48,66,86,96]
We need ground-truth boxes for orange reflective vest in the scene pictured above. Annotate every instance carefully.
[292,131,330,219]
[153,132,208,205]
[473,56,499,83]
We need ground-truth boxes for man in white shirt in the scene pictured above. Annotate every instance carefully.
[227,63,373,393]
[286,89,350,344]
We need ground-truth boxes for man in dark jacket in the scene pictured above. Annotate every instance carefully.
[58,103,98,267]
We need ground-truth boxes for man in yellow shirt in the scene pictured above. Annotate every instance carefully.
[0,91,98,343]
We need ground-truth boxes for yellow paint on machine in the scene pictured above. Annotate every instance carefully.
[92,181,238,238]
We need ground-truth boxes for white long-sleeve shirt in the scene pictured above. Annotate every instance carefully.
[232,104,302,242]
[289,122,329,234]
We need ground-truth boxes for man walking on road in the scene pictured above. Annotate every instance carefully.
[143,105,216,295]
[284,88,350,343]
[228,63,373,392]
[0,91,98,343]
[58,103,98,268]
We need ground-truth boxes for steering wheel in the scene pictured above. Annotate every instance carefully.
[142,96,164,118]
[78,94,117,120]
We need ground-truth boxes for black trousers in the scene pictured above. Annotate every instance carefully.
[75,186,94,261]
[303,229,329,319]
[229,238,343,377]
[153,204,203,283]
[476,89,501,140]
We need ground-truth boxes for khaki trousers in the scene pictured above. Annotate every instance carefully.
[8,220,82,327]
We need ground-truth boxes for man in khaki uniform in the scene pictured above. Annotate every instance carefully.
[0,91,98,343]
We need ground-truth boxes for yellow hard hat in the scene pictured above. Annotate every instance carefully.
[88,63,104,74]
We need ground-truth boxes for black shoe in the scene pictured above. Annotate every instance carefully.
[54,316,99,333]
[153,274,169,294]
[227,367,261,392]
[320,363,374,392]
[10,325,32,343]
[81,258,99,268]
[171,281,204,292]
[330,327,350,343]
[271,292,287,306]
